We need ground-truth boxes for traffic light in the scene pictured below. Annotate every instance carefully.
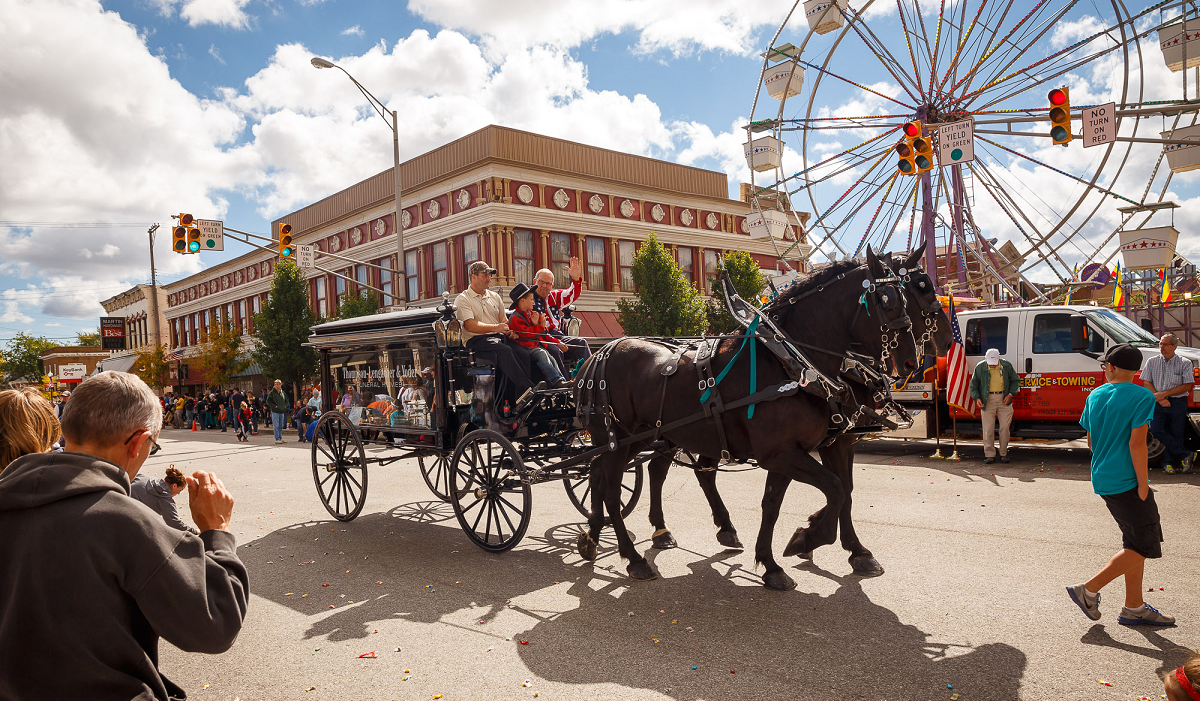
[173,213,193,254]
[187,226,201,253]
[913,131,934,173]
[278,222,293,258]
[896,121,922,176]
[1048,87,1072,146]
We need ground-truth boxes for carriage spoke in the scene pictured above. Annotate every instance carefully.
[495,498,517,538]
[343,468,363,492]
[483,500,495,545]
[319,468,338,490]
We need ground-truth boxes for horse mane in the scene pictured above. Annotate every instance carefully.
[769,259,863,309]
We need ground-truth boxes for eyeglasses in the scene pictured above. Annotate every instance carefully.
[1099,361,1109,370]
[124,430,162,456]
[535,279,554,286]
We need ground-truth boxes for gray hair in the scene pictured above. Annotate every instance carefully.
[1161,333,1180,346]
[60,371,162,447]
[534,268,554,282]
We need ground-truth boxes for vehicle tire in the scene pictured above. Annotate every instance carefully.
[563,459,643,520]
[1147,431,1165,469]
[311,412,368,521]
[449,429,531,553]
[418,452,451,502]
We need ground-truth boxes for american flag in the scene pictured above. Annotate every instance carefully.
[165,351,183,362]
[944,295,974,416]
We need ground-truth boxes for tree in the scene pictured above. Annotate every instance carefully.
[2,333,57,384]
[133,345,171,393]
[334,290,381,320]
[76,328,101,346]
[705,251,768,334]
[252,258,319,397]
[192,317,250,391]
[616,232,708,337]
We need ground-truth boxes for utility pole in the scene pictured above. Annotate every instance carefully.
[147,223,161,348]
[393,108,406,310]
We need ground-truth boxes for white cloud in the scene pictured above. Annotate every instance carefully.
[0,300,34,324]
[208,43,226,64]
[406,0,789,56]
[148,0,252,28]
[341,25,364,37]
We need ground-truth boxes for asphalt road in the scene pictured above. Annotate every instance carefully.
[150,427,1199,701]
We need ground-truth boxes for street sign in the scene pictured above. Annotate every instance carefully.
[1081,102,1116,148]
[937,119,975,165]
[297,244,316,269]
[194,219,224,251]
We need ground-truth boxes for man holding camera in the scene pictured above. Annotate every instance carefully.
[0,371,248,700]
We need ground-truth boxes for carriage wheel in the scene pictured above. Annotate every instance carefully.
[311,412,368,522]
[563,460,643,521]
[418,452,451,502]
[449,429,531,553]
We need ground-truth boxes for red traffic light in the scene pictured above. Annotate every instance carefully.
[903,121,921,138]
[1048,88,1067,106]
[279,223,292,236]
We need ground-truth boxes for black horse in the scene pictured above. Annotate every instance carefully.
[573,247,922,589]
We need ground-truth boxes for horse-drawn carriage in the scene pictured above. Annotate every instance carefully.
[306,298,652,553]
[307,248,951,588]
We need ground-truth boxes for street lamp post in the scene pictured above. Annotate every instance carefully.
[311,56,406,309]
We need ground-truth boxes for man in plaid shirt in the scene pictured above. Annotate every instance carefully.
[531,257,592,374]
[1142,333,1196,474]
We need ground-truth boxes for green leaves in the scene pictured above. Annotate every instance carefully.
[616,232,708,337]
[251,258,319,392]
[705,251,767,335]
[1,332,58,383]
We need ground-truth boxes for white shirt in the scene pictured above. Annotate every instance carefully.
[1142,353,1193,395]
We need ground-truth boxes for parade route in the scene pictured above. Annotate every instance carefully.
[150,428,1199,701]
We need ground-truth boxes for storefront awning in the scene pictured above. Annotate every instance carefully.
[95,354,137,374]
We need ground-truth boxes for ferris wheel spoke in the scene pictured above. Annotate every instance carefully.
[969,160,1074,282]
[960,0,1078,104]
[895,0,927,99]
[787,142,894,195]
[853,172,901,257]
[874,180,919,252]
[904,185,920,252]
[795,57,914,109]
[946,0,1049,100]
[801,153,895,259]
[950,0,1014,99]
[842,6,925,101]
[975,135,1138,207]
[779,126,900,191]
[934,0,990,96]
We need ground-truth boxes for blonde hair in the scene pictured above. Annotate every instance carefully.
[0,388,61,473]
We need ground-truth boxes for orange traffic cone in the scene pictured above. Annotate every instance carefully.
[191,419,198,431]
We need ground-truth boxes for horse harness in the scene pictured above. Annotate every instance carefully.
[574,264,915,460]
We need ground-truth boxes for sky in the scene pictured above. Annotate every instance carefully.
[2,0,1198,344]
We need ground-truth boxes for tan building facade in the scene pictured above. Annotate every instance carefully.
[99,284,169,351]
[163,125,806,364]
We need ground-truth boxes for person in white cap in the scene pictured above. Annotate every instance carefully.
[968,347,1020,464]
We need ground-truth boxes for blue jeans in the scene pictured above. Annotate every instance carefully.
[530,347,564,384]
[272,412,286,441]
[1150,396,1189,463]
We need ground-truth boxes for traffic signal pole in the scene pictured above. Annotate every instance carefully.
[147,223,162,349]
[220,226,389,296]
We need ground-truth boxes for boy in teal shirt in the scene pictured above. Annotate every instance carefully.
[1067,344,1174,626]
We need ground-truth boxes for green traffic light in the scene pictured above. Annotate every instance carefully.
[188,241,201,252]
[915,155,930,169]
[897,160,913,174]
[281,247,292,258]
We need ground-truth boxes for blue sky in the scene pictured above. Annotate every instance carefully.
[2,0,1197,344]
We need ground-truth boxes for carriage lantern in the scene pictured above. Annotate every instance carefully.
[433,292,461,348]
[561,304,582,338]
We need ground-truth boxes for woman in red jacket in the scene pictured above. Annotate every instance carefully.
[508,283,571,387]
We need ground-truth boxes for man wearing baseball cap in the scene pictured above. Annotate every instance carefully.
[968,347,1019,464]
[454,261,533,396]
[1067,343,1174,626]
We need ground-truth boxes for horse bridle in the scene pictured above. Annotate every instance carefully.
[894,265,943,351]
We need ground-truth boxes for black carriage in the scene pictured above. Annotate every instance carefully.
[306,298,649,552]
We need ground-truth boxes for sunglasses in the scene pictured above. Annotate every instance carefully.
[124,430,162,456]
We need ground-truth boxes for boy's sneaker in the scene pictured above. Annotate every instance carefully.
[1067,584,1101,620]
[1180,454,1194,474]
[1118,603,1175,626]
[1163,463,1177,475]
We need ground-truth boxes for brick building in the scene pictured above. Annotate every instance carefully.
[162,125,806,387]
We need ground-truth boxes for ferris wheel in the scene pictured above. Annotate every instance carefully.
[745,0,1200,301]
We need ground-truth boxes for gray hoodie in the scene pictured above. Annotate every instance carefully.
[0,452,249,701]
[131,474,200,535]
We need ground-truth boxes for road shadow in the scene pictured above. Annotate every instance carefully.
[241,501,1027,700]
[1082,623,1197,678]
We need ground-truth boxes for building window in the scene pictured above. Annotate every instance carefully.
[432,242,448,296]
[586,237,606,291]
[335,269,347,303]
[618,240,636,292]
[405,250,419,302]
[252,295,261,315]
[551,233,571,288]
[315,277,328,318]
[171,319,179,348]
[514,230,534,285]
[226,304,234,329]
[355,264,369,299]
[379,258,393,307]
[238,300,247,332]
[678,247,694,285]
[703,249,720,294]
[192,313,200,343]
[462,233,479,280]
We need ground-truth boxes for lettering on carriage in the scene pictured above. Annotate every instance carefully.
[340,366,419,381]
[1019,375,1097,389]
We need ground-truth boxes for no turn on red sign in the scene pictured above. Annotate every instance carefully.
[1081,102,1116,148]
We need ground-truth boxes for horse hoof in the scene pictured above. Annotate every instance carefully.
[576,532,597,561]
[781,529,810,558]
[762,570,796,591]
[651,531,678,550]
[716,529,743,549]
[627,560,658,581]
[849,554,884,577]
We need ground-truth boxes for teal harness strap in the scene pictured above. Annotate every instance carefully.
[699,317,761,419]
